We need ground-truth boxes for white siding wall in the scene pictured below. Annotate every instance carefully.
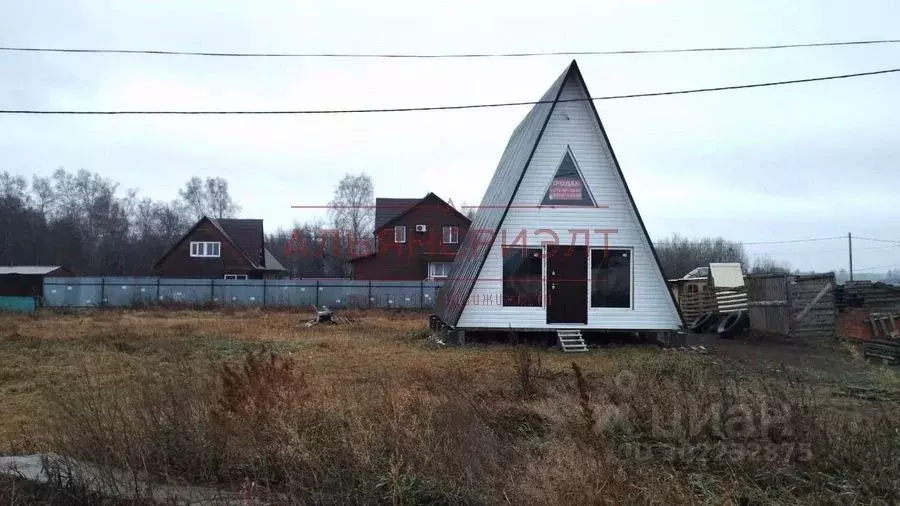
[457,77,681,330]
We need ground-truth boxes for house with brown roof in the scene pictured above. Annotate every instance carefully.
[350,193,471,280]
[153,217,286,279]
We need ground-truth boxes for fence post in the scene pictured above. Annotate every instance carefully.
[210,278,215,304]
[368,281,372,308]
[262,277,267,307]
[420,280,424,309]
[100,277,106,308]
[315,280,320,307]
[156,277,161,301]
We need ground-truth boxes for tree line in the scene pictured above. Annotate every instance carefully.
[1,169,240,275]
[652,234,797,279]
[2,168,804,279]
[0,169,375,278]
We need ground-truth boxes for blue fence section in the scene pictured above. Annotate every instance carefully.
[42,277,444,309]
[0,296,37,312]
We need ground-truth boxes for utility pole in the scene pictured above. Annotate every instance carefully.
[848,232,854,282]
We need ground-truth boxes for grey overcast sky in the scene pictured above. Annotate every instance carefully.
[1,0,899,273]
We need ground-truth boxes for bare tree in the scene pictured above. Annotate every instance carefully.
[31,175,55,216]
[654,234,749,279]
[749,255,792,275]
[205,177,240,219]
[178,176,241,219]
[0,169,245,275]
[328,173,374,256]
[0,172,28,201]
[460,201,477,221]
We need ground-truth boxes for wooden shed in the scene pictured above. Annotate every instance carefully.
[670,263,749,322]
[0,266,74,297]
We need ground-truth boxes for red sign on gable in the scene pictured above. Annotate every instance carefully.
[548,177,583,201]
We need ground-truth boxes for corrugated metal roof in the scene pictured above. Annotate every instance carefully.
[684,266,710,279]
[0,266,62,275]
[433,63,570,326]
[709,263,745,289]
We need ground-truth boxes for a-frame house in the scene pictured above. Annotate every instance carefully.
[433,60,683,341]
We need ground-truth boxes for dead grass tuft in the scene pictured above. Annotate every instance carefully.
[511,333,543,399]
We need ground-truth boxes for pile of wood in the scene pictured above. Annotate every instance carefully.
[862,311,900,364]
[864,340,900,365]
[837,282,900,312]
[678,290,716,322]
[302,305,355,327]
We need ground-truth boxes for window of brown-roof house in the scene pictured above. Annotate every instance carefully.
[394,226,406,243]
[442,226,459,244]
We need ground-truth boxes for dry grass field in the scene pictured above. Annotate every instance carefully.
[1,308,899,504]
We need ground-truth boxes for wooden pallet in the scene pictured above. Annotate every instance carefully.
[864,340,900,365]
[870,312,899,339]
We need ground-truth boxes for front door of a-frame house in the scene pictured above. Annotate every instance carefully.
[546,245,588,324]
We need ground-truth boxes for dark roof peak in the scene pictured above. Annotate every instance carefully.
[374,193,469,231]
[154,216,277,270]
[208,217,264,268]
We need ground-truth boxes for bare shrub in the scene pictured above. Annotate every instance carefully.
[217,352,307,425]
[43,350,502,504]
[571,362,596,438]
[510,332,543,398]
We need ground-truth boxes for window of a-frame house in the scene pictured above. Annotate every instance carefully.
[590,249,631,308]
[502,247,543,307]
[541,148,596,207]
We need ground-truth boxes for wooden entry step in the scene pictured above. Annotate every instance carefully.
[557,329,588,352]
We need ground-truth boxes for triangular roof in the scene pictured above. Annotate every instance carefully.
[374,198,421,230]
[376,192,470,231]
[434,60,682,327]
[153,216,276,270]
[263,248,286,271]
[216,218,264,267]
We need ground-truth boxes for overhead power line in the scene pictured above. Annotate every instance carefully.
[2,38,900,58]
[2,67,899,116]
[853,236,900,244]
[764,244,900,255]
[741,236,845,245]
[854,263,900,272]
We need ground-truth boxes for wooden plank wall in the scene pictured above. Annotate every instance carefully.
[678,290,716,322]
[746,275,790,334]
[745,273,836,338]
[790,274,836,339]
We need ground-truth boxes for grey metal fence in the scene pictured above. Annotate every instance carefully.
[43,277,444,309]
